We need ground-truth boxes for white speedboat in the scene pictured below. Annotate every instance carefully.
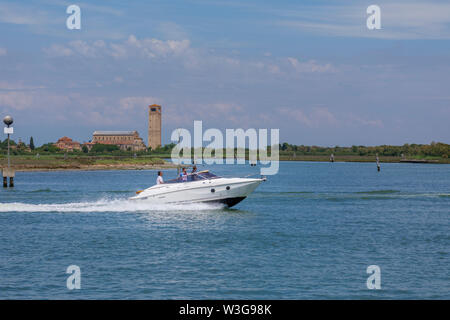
[129,170,265,207]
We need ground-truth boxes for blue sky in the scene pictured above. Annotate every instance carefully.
[0,0,449,146]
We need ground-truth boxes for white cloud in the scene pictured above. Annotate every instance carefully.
[279,107,337,128]
[0,90,166,130]
[109,43,128,59]
[43,35,192,60]
[126,35,191,58]
[43,44,73,57]
[113,76,124,83]
[42,35,335,81]
[246,57,334,76]
[287,57,334,73]
[347,114,384,128]
[0,81,45,90]
[161,102,256,127]
[0,48,6,56]
[279,107,383,129]
[156,21,189,40]
[119,96,162,111]
[267,64,281,74]
[68,40,101,58]
[0,2,50,25]
[0,90,71,113]
[0,91,33,110]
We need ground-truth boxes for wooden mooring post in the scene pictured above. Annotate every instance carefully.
[2,168,15,188]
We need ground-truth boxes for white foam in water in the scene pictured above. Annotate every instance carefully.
[0,198,225,213]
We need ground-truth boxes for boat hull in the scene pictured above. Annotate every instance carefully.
[203,196,247,207]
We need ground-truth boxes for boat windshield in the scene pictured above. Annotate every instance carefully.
[164,170,221,184]
[197,171,220,179]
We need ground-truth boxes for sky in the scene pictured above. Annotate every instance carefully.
[0,0,449,147]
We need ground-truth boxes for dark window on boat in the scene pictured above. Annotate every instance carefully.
[164,171,220,184]
[198,172,220,179]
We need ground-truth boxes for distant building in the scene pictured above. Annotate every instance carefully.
[54,137,82,152]
[17,139,31,152]
[148,104,162,150]
[92,131,146,151]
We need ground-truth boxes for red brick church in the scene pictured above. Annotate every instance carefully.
[54,137,81,152]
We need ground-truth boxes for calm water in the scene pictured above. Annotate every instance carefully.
[0,162,449,299]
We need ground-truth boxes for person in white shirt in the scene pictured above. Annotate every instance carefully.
[156,171,164,185]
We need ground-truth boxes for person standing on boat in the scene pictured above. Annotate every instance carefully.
[191,165,197,174]
[156,171,164,185]
[180,168,188,182]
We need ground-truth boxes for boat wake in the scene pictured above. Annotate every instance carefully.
[0,198,226,213]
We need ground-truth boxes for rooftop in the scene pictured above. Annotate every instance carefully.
[93,131,137,136]
[57,136,73,142]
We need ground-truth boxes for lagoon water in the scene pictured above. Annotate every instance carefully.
[0,161,449,299]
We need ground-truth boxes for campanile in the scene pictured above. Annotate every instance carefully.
[148,104,162,150]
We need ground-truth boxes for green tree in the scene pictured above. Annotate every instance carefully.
[36,143,60,153]
[0,138,17,150]
[281,142,289,151]
[29,136,35,150]
[90,143,120,153]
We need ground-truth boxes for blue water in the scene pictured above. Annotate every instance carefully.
[0,162,449,299]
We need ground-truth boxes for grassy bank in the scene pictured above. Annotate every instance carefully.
[0,155,176,172]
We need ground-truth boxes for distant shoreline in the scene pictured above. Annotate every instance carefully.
[278,155,448,164]
[2,155,448,173]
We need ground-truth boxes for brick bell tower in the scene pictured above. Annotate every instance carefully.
[148,104,162,150]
